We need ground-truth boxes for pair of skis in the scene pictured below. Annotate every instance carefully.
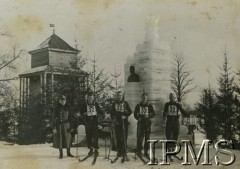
[110,154,129,164]
[78,154,98,166]
[134,153,149,164]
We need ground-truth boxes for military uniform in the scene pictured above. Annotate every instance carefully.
[52,103,72,149]
[111,100,132,156]
[134,102,155,155]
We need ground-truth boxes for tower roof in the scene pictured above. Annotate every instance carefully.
[29,33,80,53]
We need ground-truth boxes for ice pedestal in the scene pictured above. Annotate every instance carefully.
[123,18,171,148]
[124,82,142,148]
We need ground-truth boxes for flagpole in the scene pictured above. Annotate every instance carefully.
[50,24,55,34]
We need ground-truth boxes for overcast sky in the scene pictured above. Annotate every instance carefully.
[0,0,240,106]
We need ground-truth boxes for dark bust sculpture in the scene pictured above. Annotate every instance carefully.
[127,66,140,82]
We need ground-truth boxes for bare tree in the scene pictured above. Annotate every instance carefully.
[0,31,25,111]
[171,52,196,102]
[0,45,25,102]
[0,32,26,82]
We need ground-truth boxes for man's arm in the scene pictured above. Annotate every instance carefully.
[110,102,115,119]
[79,102,87,117]
[52,105,57,126]
[134,104,140,120]
[177,103,189,117]
[163,103,168,118]
[124,101,132,116]
[52,105,57,133]
[162,103,168,125]
[68,108,75,132]
[149,104,155,119]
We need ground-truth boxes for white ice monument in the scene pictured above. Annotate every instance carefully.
[124,17,171,147]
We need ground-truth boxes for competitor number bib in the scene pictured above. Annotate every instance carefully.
[87,104,97,116]
[140,107,149,115]
[167,105,178,116]
[115,103,124,113]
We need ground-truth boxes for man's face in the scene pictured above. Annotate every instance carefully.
[87,95,94,104]
[142,94,148,103]
[130,66,135,74]
[169,93,175,102]
[59,96,66,105]
[116,92,123,102]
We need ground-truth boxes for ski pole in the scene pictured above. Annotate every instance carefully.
[103,123,108,159]
[107,121,114,159]
[135,120,140,159]
[122,117,127,160]
[76,127,79,158]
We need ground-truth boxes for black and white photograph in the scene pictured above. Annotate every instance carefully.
[0,0,239,168]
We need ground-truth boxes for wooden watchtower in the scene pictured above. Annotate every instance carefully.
[18,33,88,143]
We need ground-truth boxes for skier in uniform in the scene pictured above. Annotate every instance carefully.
[134,93,155,159]
[80,92,103,161]
[52,95,74,159]
[111,90,132,163]
[163,93,188,161]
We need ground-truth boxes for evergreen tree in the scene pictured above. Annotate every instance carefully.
[88,54,112,105]
[234,70,240,140]
[7,106,19,142]
[217,50,236,140]
[197,87,219,143]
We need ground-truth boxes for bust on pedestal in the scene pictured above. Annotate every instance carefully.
[127,66,140,82]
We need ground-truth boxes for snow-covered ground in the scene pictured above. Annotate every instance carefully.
[0,130,239,169]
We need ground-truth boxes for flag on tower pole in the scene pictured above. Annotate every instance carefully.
[49,24,55,34]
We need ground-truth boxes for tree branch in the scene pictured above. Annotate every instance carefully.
[0,50,25,71]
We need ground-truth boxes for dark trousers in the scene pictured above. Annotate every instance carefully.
[165,117,180,149]
[85,116,99,149]
[137,121,151,154]
[115,120,128,156]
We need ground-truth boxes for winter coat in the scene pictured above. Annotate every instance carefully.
[52,103,72,149]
